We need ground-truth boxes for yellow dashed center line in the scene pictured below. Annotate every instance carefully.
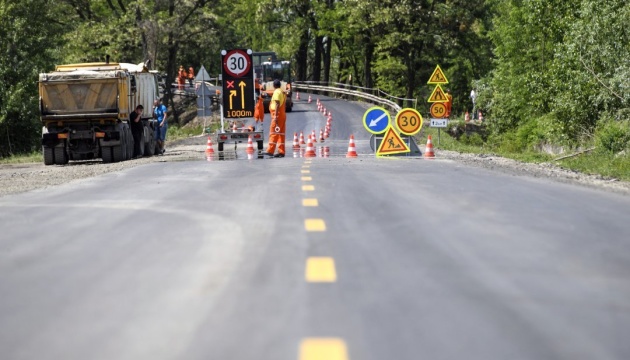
[300,338,348,360]
[304,218,326,231]
[302,198,319,207]
[302,185,315,191]
[301,176,312,181]
[301,170,311,174]
[305,257,337,282]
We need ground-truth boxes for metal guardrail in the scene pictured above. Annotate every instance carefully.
[292,82,403,113]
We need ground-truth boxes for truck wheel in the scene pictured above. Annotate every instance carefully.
[54,146,69,165]
[257,140,263,150]
[144,129,155,157]
[102,146,114,163]
[218,142,224,152]
[113,143,124,162]
[43,146,55,165]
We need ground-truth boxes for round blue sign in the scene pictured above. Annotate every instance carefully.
[363,107,390,135]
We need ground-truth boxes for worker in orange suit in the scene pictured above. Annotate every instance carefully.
[187,66,195,88]
[177,65,187,91]
[445,89,453,118]
[264,79,286,158]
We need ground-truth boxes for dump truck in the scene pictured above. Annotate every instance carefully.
[38,59,160,165]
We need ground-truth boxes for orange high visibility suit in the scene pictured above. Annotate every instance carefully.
[445,92,453,117]
[266,88,287,155]
[187,67,195,87]
[177,66,187,90]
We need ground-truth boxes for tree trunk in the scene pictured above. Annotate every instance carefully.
[313,35,323,83]
[323,36,332,85]
[364,37,374,89]
[295,28,309,81]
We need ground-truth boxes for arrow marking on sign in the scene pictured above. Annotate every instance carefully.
[229,90,237,109]
[369,113,388,127]
[239,81,246,109]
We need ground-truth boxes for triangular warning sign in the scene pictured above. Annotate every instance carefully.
[195,65,211,82]
[377,127,410,156]
[427,65,448,84]
[428,84,448,103]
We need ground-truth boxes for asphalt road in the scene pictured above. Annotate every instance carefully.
[1,97,630,360]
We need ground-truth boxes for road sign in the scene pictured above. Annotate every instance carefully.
[221,49,255,118]
[222,49,252,78]
[395,108,423,135]
[363,107,391,135]
[376,126,410,156]
[430,103,447,118]
[195,65,211,82]
[427,65,448,84]
[427,84,448,103]
[430,118,449,128]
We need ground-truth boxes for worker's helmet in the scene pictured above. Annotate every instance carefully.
[273,79,281,88]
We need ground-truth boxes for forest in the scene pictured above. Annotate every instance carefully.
[0,0,628,158]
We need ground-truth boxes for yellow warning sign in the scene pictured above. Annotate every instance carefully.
[427,65,448,84]
[376,126,410,156]
[427,84,448,103]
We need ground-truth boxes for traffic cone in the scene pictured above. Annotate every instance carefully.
[346,135,358,158]
[311,130,317,143]
[424,135,435,158]
[232,122,237,133]
[308,95,312,103]
[316,98,320,105]
[304,135,316,157]
[323,146,330,158]
[292,132,300,150]
[319,129,325,142]
[323,127,329,139]
[246,135,255,154]
[205,136,214,155]
[296,92,300,100]
[299,131,306,145]
[465,111,470,123]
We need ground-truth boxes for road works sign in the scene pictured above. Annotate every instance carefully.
[430,102,447,118]
[427,65,449,84]
[427,84,448,103]
[376,126,410,156]
[363,107,391,134]
[395,108,423,135]
[221,49,255,118]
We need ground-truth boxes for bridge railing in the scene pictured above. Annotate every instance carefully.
[292,82,415,113]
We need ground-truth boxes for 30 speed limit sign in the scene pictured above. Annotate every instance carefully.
[222,49,252,78]
[395,108,423,135]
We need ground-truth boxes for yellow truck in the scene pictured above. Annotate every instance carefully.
[39,59,160,164]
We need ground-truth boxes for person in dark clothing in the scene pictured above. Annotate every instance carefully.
[130,105,144,158]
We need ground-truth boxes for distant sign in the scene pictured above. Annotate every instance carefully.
[427,84,448,103]
[430,103,447,118]
[395,108,423,136]
[376,126,410,156]
[430,118,449,128]
[195,65,211,82]
[363,107,391,135]
[427,65,449,84]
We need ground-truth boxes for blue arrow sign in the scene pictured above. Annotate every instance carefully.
[363,107,390,135]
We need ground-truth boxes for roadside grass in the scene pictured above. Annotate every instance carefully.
[0,151,43,164]
[167,124,205,141]
[421,125,630,181]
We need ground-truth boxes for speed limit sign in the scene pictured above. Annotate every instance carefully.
[395,108,423,135]
[430,103,447,118]
[222,49,252,78]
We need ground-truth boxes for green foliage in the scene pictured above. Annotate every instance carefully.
[595,120,630,154]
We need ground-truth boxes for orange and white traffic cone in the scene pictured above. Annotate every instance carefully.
[299,131,306,145]
[424,135,435,158]
[346,135,358,158]
[319,129,325,142]
[311,130,317,143]
[316,98,320,105]
[205,136,214,155]
[323,127,329,139]
[465,111,470,123]
[246,135,255,154]
[323,146,330,158]
[308,95,312,103]
[304,135,316,157]
[296,92,300,100]
[292,132,300,150]
[232,122,237,133]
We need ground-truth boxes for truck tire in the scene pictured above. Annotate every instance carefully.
[102,146,114,163]
[54,146,69,165]
[113,143,124,162]
[43,146,55,165]
[144,128,155,157]
[257,140,263,150]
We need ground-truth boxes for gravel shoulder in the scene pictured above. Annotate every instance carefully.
[1,136,629,197]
